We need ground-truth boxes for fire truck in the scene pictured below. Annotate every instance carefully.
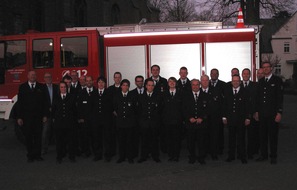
[0,21,258,120]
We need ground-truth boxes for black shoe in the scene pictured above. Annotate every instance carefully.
[93,156,102,162]
[104,157,111,162]
[56,159,62,164]
[27,158,34,163]
[241,158,248,164]
[153,158,161,163]
[198,159,206,165]
[271,158,277,165]
[35,157,44,161]
[256,156,268,162]
[137,158,147,163]
[211,155,218,161]
[116,158,125,163]
[69,158,76,163]
[172,158,179,162]
[128,159,134,164]
[247,155,254,160]
[168,158,174,162]
[188,158,195,164]
[225,157,235,162]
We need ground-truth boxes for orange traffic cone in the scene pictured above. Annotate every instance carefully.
[235,8,245,28]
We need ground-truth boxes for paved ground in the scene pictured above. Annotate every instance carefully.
[1,95,297,190]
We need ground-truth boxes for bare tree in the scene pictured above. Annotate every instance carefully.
[196,0,296,25]
[149,0,197,22]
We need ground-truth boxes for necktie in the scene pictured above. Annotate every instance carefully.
[99,91,102,96]
[62,95,65,100]
[31,83,34,90]
[139,89,142,94]
[195,93,198,101]
[48,84,53,104]
[182,81,185,85]
[244,82,247,87]
[123,93,127,97]
[265,78,268,82]
[234,89,237,95]
[148,93,151,97]
[88,89,91,95]
[171,92,174,97]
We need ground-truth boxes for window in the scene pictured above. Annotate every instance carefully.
[5,40,26,69]
[274,64,281,76]
[33,39,54,68]
[284,43,290,53]
[60,37,88,68]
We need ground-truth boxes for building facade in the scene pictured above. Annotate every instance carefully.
[0,0,159,35]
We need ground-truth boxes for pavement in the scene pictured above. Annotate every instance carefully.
[0,95,297,190]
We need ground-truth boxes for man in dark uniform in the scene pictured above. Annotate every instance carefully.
[129,75,145,158]
[176,66,191,93]
[149,65,168,93]
[89,76,113,162]
[77,76,94,158]
[241,68,258,159]
[113,79,137,164]
[162,77,183,162]
[149,65,168,154]
[137,78,162,163]
[52,82,77,163]
[183,79,209,164]
[16,70,48,162]
[70,70,82,95]
[254,62,283,164]
[201,74,223,160]
[42,72,59,155]
[107,71,122,158]
[210,68,226,155]
[223,75,251,164]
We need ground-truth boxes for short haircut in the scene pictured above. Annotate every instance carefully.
[114,72,122,78]
[151,65,160,70]
[262,62,272,67]
[211,68,219,74]
[242,68,251,74]
[62,75,72,81]
[191,78,200,84]
[232,68,239,73]
[97,76,107,83]
[168,77,177,83]
[120,79,130,87]
[144,78,154,86]
[180,66,188,71]
[232,74,241,80]
[135,75,144,81]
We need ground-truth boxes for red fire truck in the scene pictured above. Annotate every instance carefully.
[0,22,258,120]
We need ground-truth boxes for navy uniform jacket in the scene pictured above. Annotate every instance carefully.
[52,93,77,128]
[137,91,162,128]
[16,82,48,119]
[183,91,209,127]
[176,78,191,93]
[204,86,224,118]
[222,86,251,126]
[113,91,137,128]
[150,76,168,93]
[161,90,183,125]
[256,75,283,117]
[77,88,94,121]
[241,81,257,115]
[89,88,113,126]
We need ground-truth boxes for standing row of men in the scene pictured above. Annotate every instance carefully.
[16,62,283,165]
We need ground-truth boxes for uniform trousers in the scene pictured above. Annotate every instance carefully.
[22,116,43,159]
[259,115,279,158]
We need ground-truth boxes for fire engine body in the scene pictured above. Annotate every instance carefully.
[0,22,258,120]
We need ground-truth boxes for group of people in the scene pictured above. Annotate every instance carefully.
[16,62,283,165]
